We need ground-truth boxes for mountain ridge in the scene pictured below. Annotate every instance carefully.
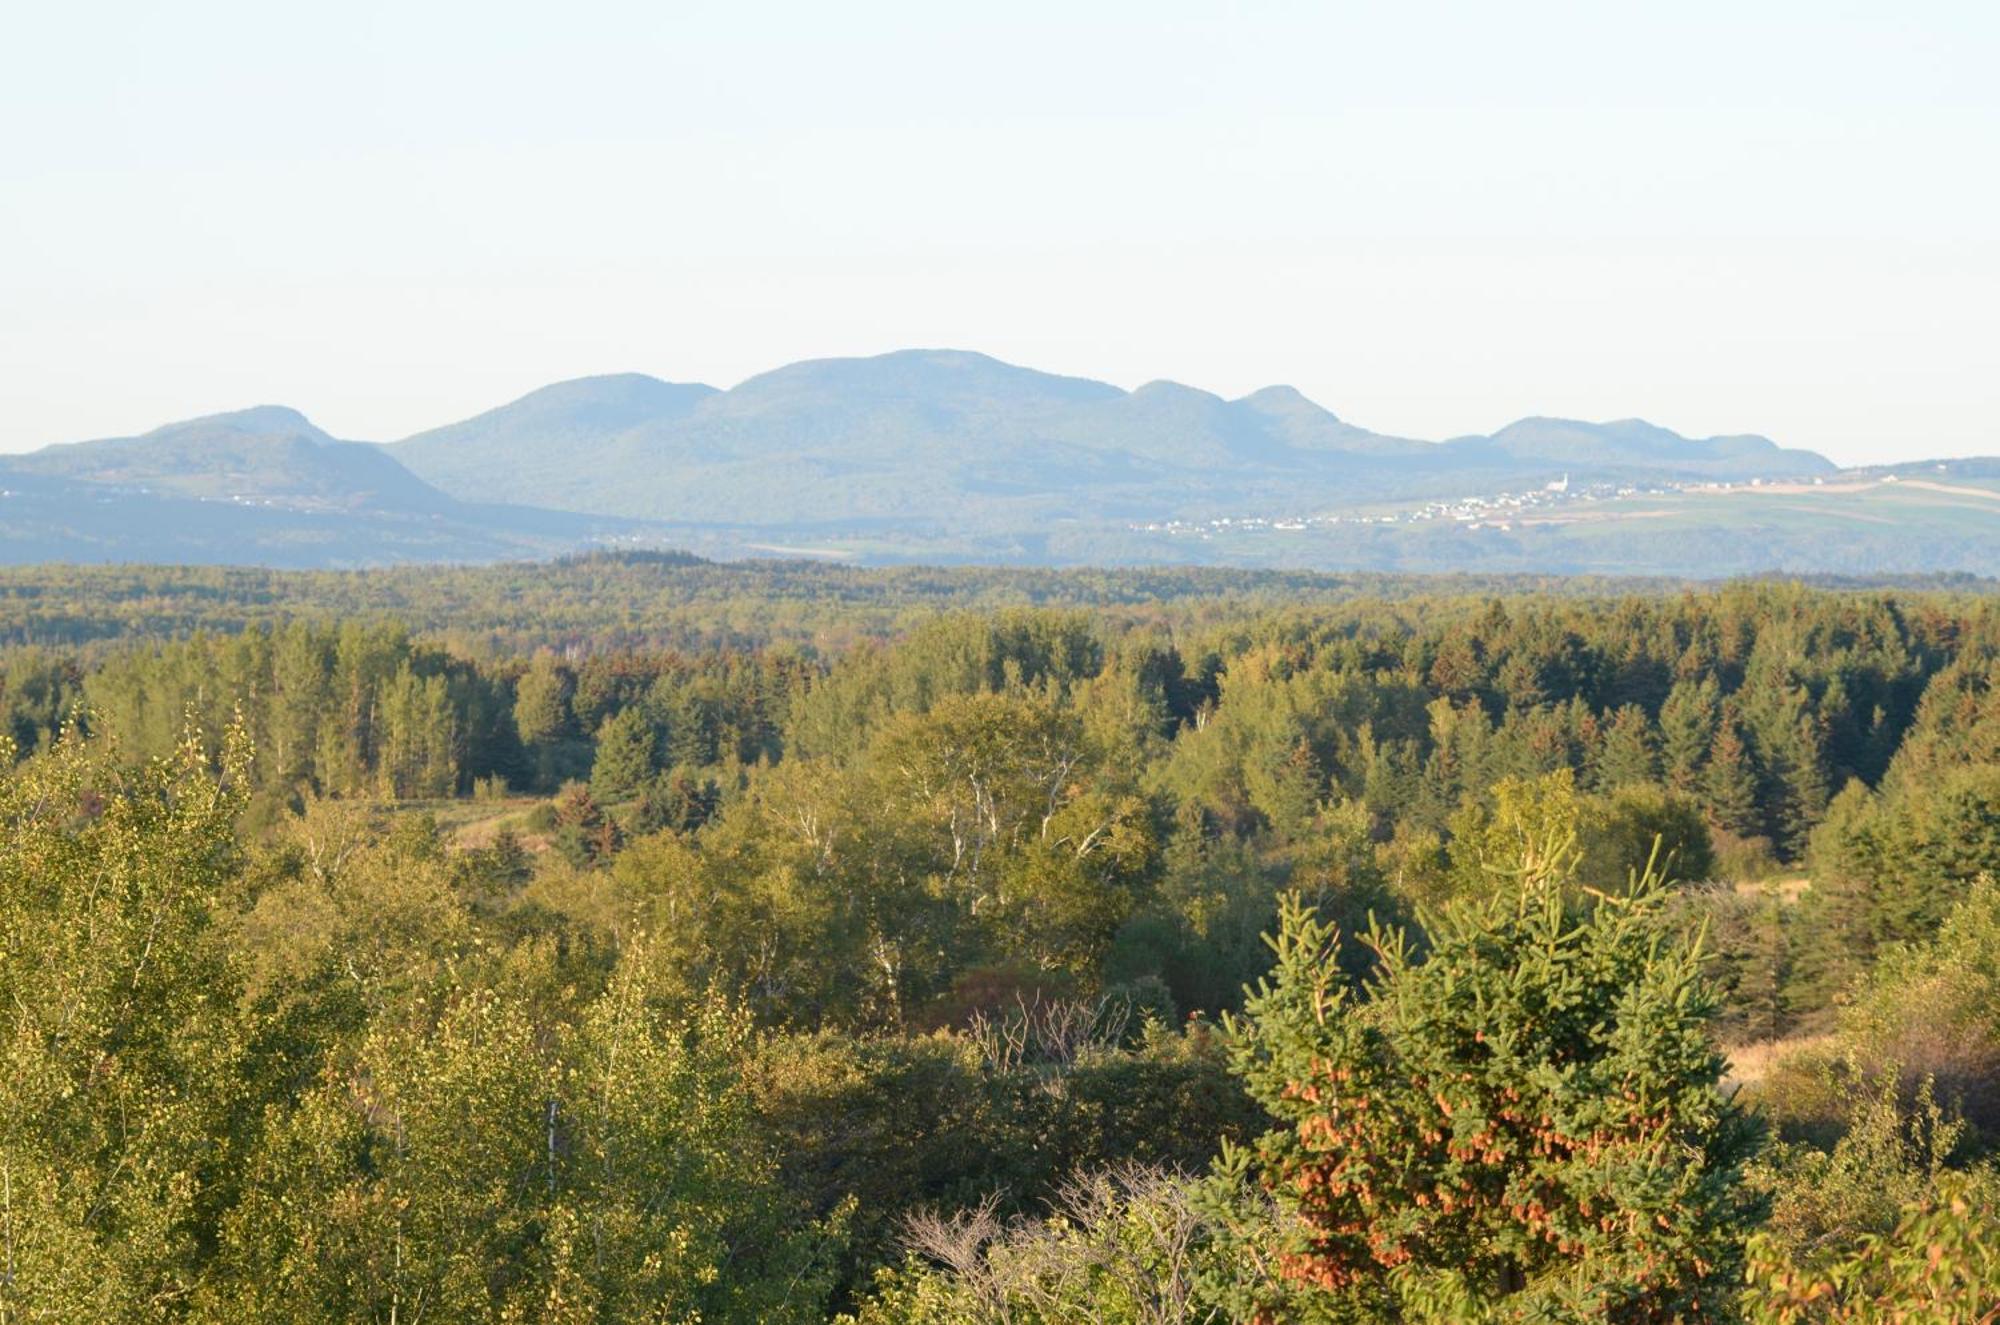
[387,349,1831,521]
[0,405,648,567]
[16,405,449,513]
[13,348,1987,575]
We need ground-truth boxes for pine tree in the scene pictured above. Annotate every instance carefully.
[632,768,720,836]
[1589,702,1659,790]
[1704,716,1762,839]
[514,649,573,747]
[552,780,619,865]
[1818,671,1863,784]
[1768,713,1830,860]
[661,687,720,769]
[1736,889,1794,1043]
[1427,631,1484,698]
[1246,734,1322,838]
[489,825,532,885]
[1418,697,1491,829]
[1220,773,1763,1319]
[1660,676,1721,794]
[591,706,658,800]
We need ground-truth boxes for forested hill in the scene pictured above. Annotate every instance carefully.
[0,407,651,567]
[16,405,450,511]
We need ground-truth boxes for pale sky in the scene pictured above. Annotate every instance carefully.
[3,1,1996,465]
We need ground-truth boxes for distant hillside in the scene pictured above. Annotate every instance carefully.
[1451,417,1833,478]
[15,348,1990,575]
[390,349,1835,523]
[394,375,718,500]
[18,406,451,512]
[0,407,650,568]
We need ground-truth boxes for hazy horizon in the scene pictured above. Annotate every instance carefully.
[1,345,1955,462]
[5,1,1997,466]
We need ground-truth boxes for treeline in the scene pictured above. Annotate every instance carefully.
[6,585,2000,1026]
[7,551,1988,654]
[4,736,1995,1320]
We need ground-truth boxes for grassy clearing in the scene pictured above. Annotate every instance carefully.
[1735,874,1812,904]
[1723,1032,1839,1094]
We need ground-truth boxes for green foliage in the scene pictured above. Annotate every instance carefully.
[1736,883,2000,1319]
[1749,1067,1976,1266]
[215,948,835,1323]
[552,780,621,866]
[1685,883,1798,1042]
[1705,715,1763,841]
[0,646,80,758]
[753,1015,1262,1309]
[1583,781,1716,886]
[1661,676,1721,794]
[4,575,2000,1320]
[513,648,574,746]
[0,725,250,1321]
[1834,879,2000,1138]
[1804,768,2000,989]
[1742,1173,2000,1323]
[1589,703,1660,791]
[840,1166,1230,1325]
[590,704,658,800]
[1224,776,1762,1320]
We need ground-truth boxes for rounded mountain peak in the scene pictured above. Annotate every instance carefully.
[1237,384,1340,420]
[149,405,328,440]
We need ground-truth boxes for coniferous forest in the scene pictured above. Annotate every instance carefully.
[3,556,1997,1320]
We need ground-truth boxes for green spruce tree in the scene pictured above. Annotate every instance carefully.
[1221,773,1762,1320]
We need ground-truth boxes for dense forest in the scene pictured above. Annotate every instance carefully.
[3,559,1997,1319]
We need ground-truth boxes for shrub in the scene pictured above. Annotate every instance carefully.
[1801,879,2000,1143]
[843,1165,1224,1325]
[1743,1172,2000,1323]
